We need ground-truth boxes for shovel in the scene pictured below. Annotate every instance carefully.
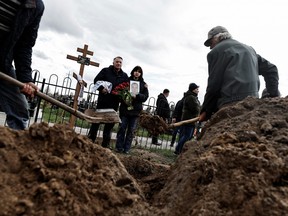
[168,117,200,128]
[0,72,121,123]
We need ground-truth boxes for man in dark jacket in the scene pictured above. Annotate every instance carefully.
[0,0,44,129]
[152,89,170,145]
[88,56,129,148]
[199,26,280,122]
[174,83,200,155]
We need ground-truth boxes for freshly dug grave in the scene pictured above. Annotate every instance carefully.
[1,96,288,216]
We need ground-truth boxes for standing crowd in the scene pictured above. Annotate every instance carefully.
[0,1,280,156]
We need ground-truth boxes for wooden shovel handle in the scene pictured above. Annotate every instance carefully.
[169,117,200,128]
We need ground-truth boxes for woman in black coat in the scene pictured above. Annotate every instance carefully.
[115,66,149,153]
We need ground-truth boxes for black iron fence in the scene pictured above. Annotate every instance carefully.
[0,70,177,151]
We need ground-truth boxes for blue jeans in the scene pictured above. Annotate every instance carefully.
[0,78,29,130]
[175,125,195,154]
[116,115,138,152]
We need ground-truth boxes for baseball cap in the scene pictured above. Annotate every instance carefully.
[204,26,229,47]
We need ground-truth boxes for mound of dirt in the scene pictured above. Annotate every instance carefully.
[153,96,288,216]
[1,96,288,216]
[0,123,152,216]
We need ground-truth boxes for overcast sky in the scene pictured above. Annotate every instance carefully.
[32,0,287,104]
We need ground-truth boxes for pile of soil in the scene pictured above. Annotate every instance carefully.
[139,111,169,136]
[154,96,288,215]
[1,96,288,216]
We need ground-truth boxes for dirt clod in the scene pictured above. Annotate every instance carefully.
[139,111,169,136]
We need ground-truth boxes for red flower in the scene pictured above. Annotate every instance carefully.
[112,82,133,110]
[112,82,129,95]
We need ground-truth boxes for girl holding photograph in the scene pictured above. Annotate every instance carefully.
[115,66,149,153]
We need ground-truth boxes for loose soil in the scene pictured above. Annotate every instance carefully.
[1,96,288,216]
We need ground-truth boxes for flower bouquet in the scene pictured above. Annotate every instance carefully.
[112,82,133,110]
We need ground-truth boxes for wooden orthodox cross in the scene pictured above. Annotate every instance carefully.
[66,44,99,128]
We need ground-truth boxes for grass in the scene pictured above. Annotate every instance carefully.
[129,145,177,165]
[42,105,91,128]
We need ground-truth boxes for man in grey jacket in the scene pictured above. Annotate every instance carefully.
[199,26,279,122]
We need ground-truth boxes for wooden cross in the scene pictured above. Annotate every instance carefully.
[67,44,99,127]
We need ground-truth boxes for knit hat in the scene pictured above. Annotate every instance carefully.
[204,26,229,47]
[189,83,199,91]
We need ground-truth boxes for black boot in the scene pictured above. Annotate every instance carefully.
[152,136,158,144]
[102,135,112,149]
[102,123,114,149]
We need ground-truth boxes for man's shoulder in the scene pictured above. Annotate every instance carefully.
[121,70,129,77]
[100,66,111,71]
[219,39,250,50]
[157,94,167,101]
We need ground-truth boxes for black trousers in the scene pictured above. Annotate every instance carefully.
[88,123,115,147]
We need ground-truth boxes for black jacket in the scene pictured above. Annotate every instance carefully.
[172,97,184,122]
[156,93,170,120]
[94,65,129,110]
[181,90,200,124]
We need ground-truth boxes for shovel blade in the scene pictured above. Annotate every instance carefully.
[84,109,121,123]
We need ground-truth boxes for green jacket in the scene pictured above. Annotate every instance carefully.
[181,90,201,124]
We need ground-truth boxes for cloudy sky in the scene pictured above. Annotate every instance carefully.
[32,0,287,104]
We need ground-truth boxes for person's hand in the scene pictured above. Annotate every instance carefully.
[172,118,176,123]
[21,82,38,98]
[198,112,207,122]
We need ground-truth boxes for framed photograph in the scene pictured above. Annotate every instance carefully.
[130,80,140,96]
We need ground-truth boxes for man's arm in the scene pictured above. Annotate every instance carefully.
[257,54,279,97]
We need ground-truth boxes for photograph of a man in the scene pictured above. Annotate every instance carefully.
[130,81,140,96]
